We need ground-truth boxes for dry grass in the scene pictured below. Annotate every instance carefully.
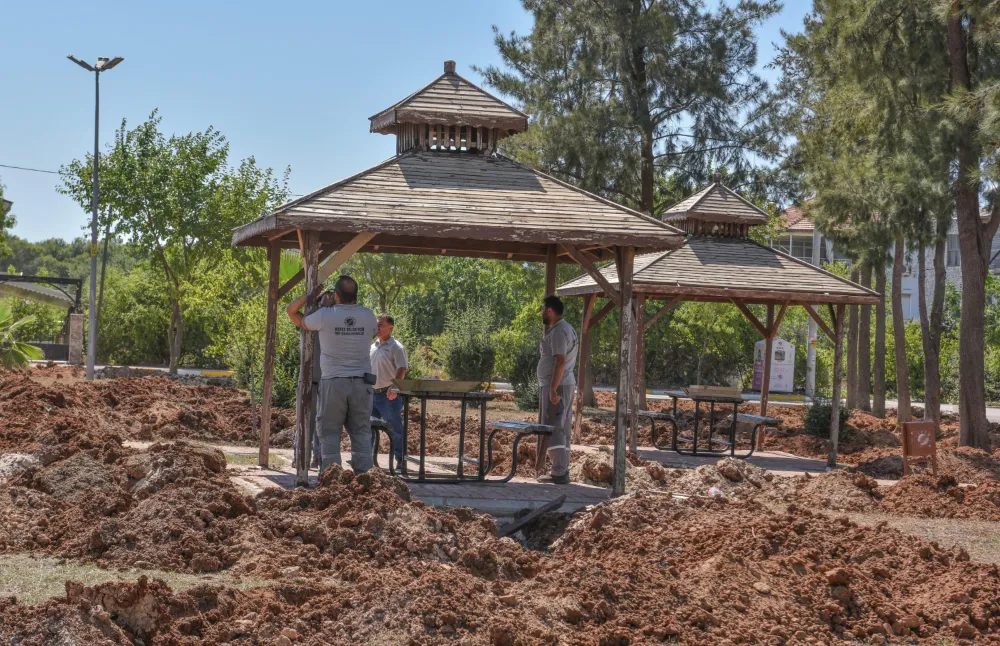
[225,451,288,470]
[0,553,269,605]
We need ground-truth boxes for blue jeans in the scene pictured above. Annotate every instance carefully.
[372,390,405,464]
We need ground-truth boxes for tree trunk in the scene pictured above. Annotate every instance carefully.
[846,268,860,409]
[891,238,911,424]
[858,264,872,412]
[873,266,887,418]
[166,296,183,375]
[918,239,946,428]
[948,11,992,450]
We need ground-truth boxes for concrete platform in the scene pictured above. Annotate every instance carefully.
[628,446,833,477]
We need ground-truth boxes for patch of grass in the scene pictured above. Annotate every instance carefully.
[226,452,288,469]
[0,554,269,605]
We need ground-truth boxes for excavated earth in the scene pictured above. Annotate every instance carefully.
[5,371,1000,642]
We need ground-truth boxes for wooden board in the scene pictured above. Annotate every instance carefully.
[392,379,485,394]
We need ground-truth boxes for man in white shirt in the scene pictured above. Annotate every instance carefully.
[287,275,378,473]
[370,314,408,468]
[536,295,578,484]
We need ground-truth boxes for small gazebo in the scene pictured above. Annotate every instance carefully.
[233,61,685,493]
[557,178,880,466]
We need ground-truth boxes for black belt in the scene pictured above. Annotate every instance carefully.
[375,386,391,394]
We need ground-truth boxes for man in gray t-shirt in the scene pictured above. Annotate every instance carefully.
[287,275,378,474]
[536,295,578,484]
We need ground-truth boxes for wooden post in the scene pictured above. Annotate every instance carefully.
[573,293,596,443]
[613,247,635,497]
[259,244,281,467]
[295,232,320,487]
[828,304,846,468]
[632,294,646,452]
[535,245,560,473]
[758,304,774,451]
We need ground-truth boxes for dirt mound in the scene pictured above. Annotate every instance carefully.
[667,457,773,500]
[0,370,294,451]
[543,493,1000,643]
[567,446,666,490]
[852,445,1000,483]
[768,470,883,512]
[880,474,1000,521]
[0,452,38,482]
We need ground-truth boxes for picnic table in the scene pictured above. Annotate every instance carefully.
[657,389,763,459]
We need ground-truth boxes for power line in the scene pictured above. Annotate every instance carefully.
[0,163,60,175]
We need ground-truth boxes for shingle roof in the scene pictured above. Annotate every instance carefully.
[780,206,815,233]
[557,236,879,304]
[661,182,769,225]
[232,150,685,259]
[370,62,528,134]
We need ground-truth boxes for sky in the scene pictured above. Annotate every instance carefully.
[0,0,809,243]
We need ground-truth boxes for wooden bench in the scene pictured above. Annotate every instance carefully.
[485,421,554,483]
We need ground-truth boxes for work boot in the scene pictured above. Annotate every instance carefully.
[536,472,569,485]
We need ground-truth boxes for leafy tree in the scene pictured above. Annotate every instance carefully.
[66,111,288,373]
[345,253,438,314]
[0,301,44,369]
[480,0,784,215]
[0,181,14,259]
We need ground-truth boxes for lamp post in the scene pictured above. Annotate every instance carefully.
[67,55,123,380]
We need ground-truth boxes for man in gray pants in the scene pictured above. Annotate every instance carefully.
[287,276,378,473]
[536,295,578,484]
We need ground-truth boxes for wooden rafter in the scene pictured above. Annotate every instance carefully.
[314,232,377,295]
[772,303,789,336]
[590,300,616,327]
[731,300,768,338]
[277,247,334,299]
[644,296,682,331]
[803,304,836,342]
[562,243,621,306]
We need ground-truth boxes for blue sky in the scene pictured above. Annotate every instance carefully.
[0,0,808,242]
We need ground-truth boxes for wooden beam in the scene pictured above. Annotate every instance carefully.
[259,244,281,467]
[803,304,836,342]
[267,228,293,241]
[731,300,768,337]
[558,283,880,305]
[644,296,682,331]
[277,247,333,299]
[573,293,597,443]
[562,243,621,306]
[613,246,636,497]
[771,302,789,336]
[828,304,847,468]
[536,245,559,474]
[314,232,377,294]
[590,300,616,327]
[634,294,647,438]
[759,304,775,434]
[295,232,320,487]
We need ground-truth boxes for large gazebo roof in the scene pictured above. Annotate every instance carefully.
[558,236,879,304]
[232,150,686,262]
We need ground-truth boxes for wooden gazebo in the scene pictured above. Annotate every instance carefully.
[557,179,880,467]
[232,60,685,493]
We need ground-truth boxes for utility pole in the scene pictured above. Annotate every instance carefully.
[67,55,124,380]
[806,223,821,400]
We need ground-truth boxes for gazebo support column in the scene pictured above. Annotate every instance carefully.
[536,245,559,473]
[573,293,597,444]
[258,244,281,467]
[635,295,647,422]
[295,231,320,487]
[828,304,846,467]
[760,304,774,419]
[613,246,636,497]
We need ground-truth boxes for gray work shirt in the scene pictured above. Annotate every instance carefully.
[537,319,578,386]
[303,304,378,379]
[370,337,408,389]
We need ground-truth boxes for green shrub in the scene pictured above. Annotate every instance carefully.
[439,308,496,382]
[510,341,540,411]
[804,403,850,438]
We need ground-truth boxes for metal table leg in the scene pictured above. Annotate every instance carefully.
[419,397,427,480]
[478,398,487,480]
[402,395,410,474]
[730,402,739,457]
[457,400,466,479]
[707,401,716,449]
[692,401,700,455]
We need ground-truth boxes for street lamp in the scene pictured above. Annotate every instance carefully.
[67,55,123,381]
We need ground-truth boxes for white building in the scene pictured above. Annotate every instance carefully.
[774,206,1000,320]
